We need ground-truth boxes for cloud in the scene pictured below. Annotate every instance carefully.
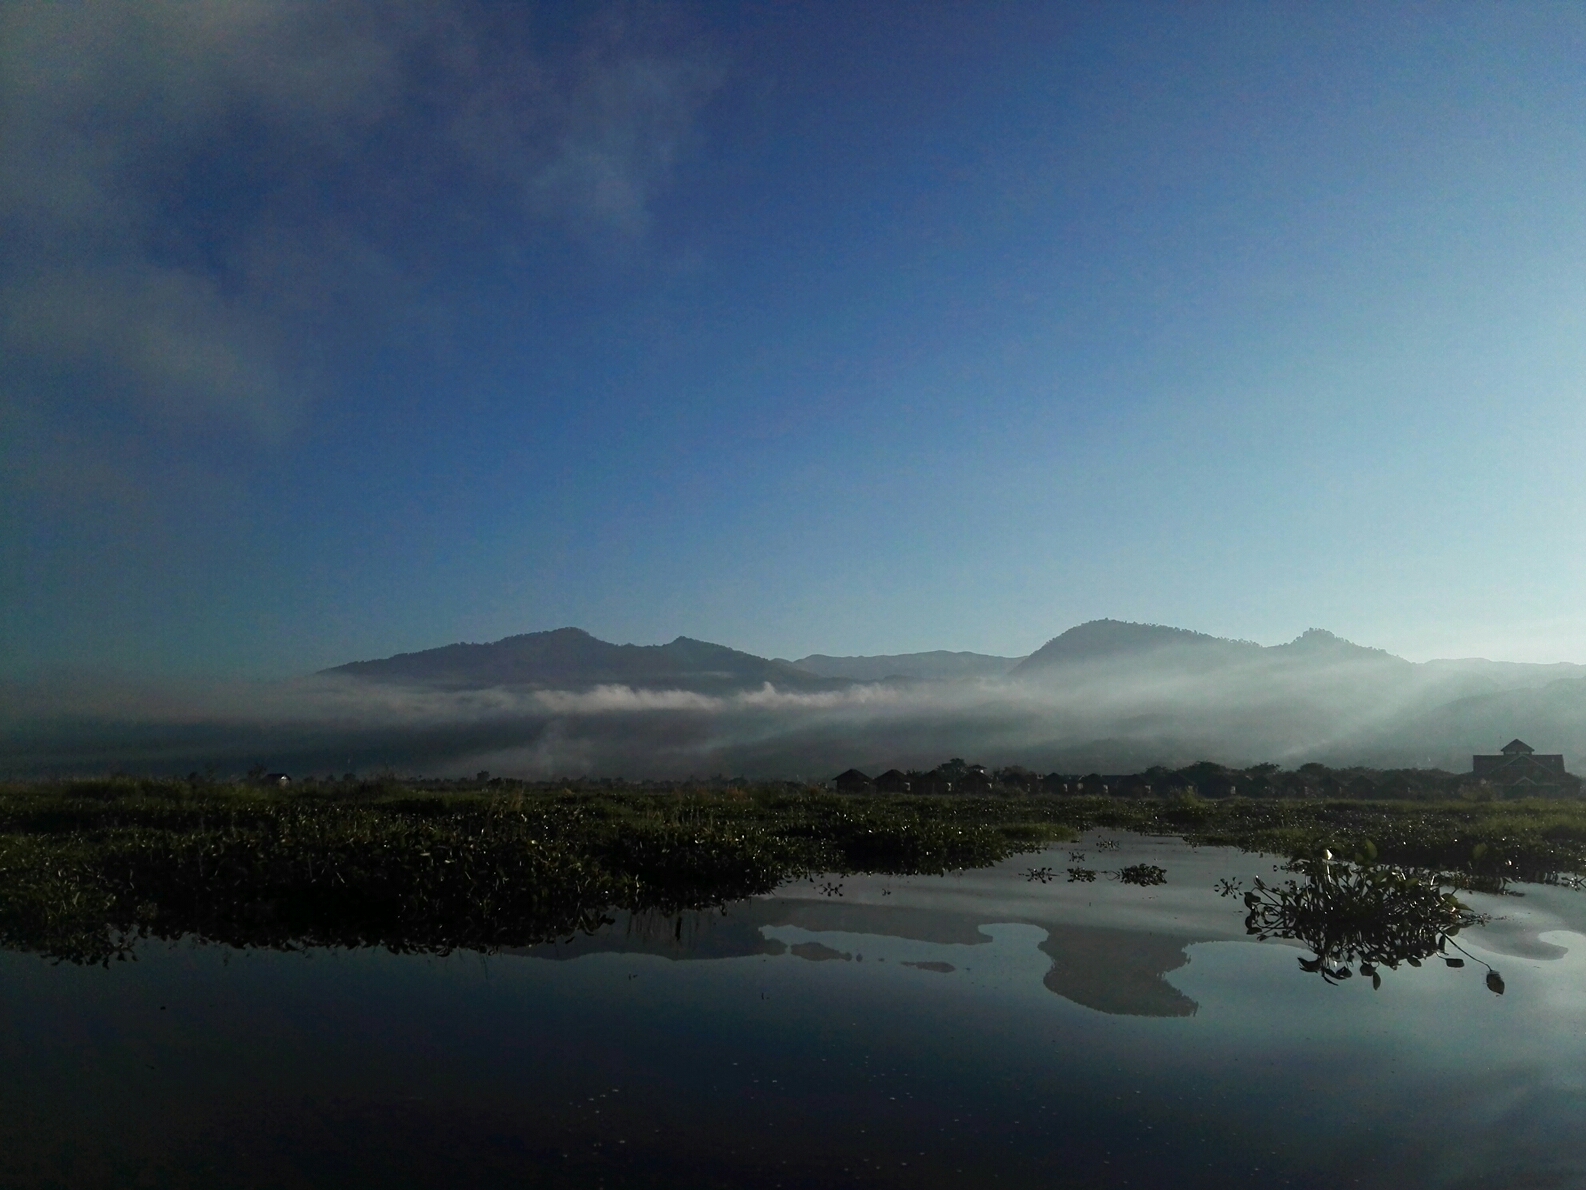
[0,0,720,444]
[4,261,298,436]
[529,23,720,234]
[533,685,722,714]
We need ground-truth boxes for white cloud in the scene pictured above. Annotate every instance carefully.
[533,684,723,714]
[0,0,719,440]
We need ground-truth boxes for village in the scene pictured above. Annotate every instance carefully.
[832,739,1582,800]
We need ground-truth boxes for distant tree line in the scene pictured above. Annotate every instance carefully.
[831,759,1535,801]
[216,760,1565,802]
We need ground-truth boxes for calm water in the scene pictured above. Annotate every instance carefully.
[3,834,1584,1189]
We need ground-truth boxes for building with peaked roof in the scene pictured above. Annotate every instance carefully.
[873,769,911,794]
[833,768,873,793]
[955,766,993,794]
[1470,740,1579,796]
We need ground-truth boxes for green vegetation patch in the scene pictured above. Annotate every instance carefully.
[0,778,1073,964]
[2,777,1584,966]
[1243,858,1500,992]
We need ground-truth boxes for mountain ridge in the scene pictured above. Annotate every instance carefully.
[1011,620,1409,678]
[788,651,1025,682]
[323,619,1582,693]
[323,627,846,695]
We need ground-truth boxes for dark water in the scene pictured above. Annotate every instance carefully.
[3,834,1584,1189]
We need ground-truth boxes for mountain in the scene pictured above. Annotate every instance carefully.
[1269,627,1402,662]
[1011,621,1411,679]
[1011,620,1260,675]
[1358,676,1586,767]
[323,627,848,695]
[788,651,1026,682]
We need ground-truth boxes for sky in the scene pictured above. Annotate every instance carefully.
[5,0,1586,679]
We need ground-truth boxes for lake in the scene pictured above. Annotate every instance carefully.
[2,833,1583,1189]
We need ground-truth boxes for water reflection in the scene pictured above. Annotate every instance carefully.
[523,899,1207,1016]
[512,838,1224,1016]
[3,836,1585,1188]
[502,836,1576,1014]
[1038,924,1198,1016]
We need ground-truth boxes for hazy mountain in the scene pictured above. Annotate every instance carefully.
[1011,622,1404,677]
[241,621,1586,775]
[1357,676,1586,767]
[11,620,1586,778]
[788,651,1025,682]
[1012,620,1259,673]
[1269,628,1404,663]
[1416,657,1586,699]
[323,627,847,696]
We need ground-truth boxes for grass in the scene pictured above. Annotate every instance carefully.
[1,777,1583,964]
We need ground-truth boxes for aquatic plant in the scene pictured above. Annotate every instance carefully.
[1242,857,1493,989]
[0,780,1072,964]
[1115,863,1167,886]
[2,776,1582,966]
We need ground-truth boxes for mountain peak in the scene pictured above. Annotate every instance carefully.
[1274,628,1400,662]
[1011,620,1252,675]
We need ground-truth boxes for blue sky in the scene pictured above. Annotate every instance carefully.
[5,1,1586,677]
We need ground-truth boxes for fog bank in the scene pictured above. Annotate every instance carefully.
[8,648,1586,779]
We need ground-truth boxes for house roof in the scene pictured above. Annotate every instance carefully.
[1501,739,1534,755]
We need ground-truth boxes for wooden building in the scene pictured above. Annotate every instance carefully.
[833,768,874,793]
[1470,740,1580,796]
[873,769,912,794]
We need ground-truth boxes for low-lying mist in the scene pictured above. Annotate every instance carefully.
[7,636,1586,779]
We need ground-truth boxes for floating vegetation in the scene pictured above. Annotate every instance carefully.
[1151,802,1586,887]
[1242,858,1495,990]
[0,781,1073,964]
[1215,877,1244,897]
[3,777,1585,966]
[1024,866,1056,883]
[1115,863,1167,887]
